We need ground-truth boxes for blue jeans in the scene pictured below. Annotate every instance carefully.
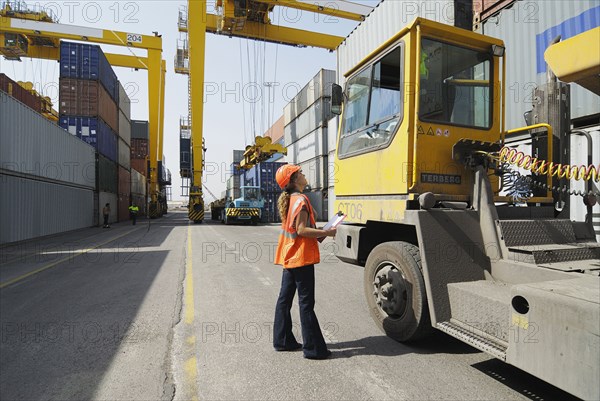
[273,264,328,357]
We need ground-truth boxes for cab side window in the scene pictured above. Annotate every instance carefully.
[339,46,403,158]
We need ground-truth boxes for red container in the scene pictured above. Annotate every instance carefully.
[131,158,147,177]
[118,166,131,222]
[59,78,119,133]
[0,73,42,113]
[130,138,149,158]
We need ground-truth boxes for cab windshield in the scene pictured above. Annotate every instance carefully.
[419,38,492,129]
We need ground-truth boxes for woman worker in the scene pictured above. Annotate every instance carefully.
[273,164,337,360]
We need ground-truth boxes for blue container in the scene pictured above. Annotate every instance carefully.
[60,42,119,103]
[244,161,286,193]
[230,162,242,176]
[262,191,282,223]
[59,116,118,162]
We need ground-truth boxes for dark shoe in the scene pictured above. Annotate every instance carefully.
[274,342,303,352]
[304,350,332,360]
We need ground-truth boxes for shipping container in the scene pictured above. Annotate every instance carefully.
[98,191,118,226]
[327,116,339,154]
[337,0,454,87]
[327,186,337,223]
[230,162,243,176]
[59,116,118,162]
[227,175,241,190]
[60,42,119,103]
[305,190,327,222]
[286,127,328,165]
[98,153,118,194]
[0,174,94,245]
[284,69,336,125]
[130,138,149,158]
[0,73,42,113]
[59,78,119,132]
[130,168,147,196]
[118,166,131,222]
[180,137,191,173]
[118,138,130,170]
[1,92,96,189]
[479,1,600,127]
[243,161,286,193]
[264,115,285,143]
[233,149,244,163]
[298,156,328,190]
[118,110,131,145]
[131,120,149,139]
[131,158,147,177]
[262,190,283,223]
[284,98,332,145]
[117,81,131,119]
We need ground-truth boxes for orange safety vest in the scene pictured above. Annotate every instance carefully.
[274,193,320,268]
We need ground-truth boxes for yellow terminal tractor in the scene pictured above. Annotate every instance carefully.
[329,18,599,400]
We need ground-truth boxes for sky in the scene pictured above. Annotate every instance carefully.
[1,0,378,201]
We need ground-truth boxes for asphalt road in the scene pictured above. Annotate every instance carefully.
[0,211,579,400]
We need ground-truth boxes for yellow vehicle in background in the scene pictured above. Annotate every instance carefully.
[330,18,599,400]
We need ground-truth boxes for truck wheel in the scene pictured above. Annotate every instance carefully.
[364,241,432,342]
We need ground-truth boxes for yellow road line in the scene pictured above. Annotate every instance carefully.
[185,223,199,400]
[0,227,139,289]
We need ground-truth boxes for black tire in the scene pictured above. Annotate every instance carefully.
[364,241,432,342]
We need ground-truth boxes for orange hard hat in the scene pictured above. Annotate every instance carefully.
[276,164,301,189]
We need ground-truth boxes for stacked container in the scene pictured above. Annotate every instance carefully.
[226,175,241,201]
[130,120,149,177]
[264,116,286,163]
[242,161,286,223]
[1,92,96,244]
[282,69,336,220]
[59,41,122,226]
[230,149,244,176]
[0,73,43,114]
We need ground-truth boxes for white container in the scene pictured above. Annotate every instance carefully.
[118,138,131,170]
[327,116,339,155]
[284,98,331,145]
[284,69,336,125]
[0,92,96,189]
[480,1,600,127]
[118,81,131,119]
[299,155,328,190]
[130,168,146,196]
[118,110,131,145]
[0,174,94,244]
[337,0,454,87]
[287,127,327,165]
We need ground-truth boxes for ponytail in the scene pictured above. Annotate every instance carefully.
[278,191,291,223]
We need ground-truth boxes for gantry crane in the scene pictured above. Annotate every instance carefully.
[0,0,167,218]
[176,0,373,223]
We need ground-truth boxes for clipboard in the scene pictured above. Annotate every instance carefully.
[318,211,346,243]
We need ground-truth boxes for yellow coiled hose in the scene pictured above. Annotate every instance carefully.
[498,147,599,183]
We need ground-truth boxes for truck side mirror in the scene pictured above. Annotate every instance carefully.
[331,83,343,115]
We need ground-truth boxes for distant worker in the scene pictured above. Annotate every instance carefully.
[129,203,139,225]
[273,164,337,360]
[102,203,111,228]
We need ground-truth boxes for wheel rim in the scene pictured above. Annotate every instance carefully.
[372,262,409,319]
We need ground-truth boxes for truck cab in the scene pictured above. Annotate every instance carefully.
[223,186,264,225]
[329,17,599,400]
